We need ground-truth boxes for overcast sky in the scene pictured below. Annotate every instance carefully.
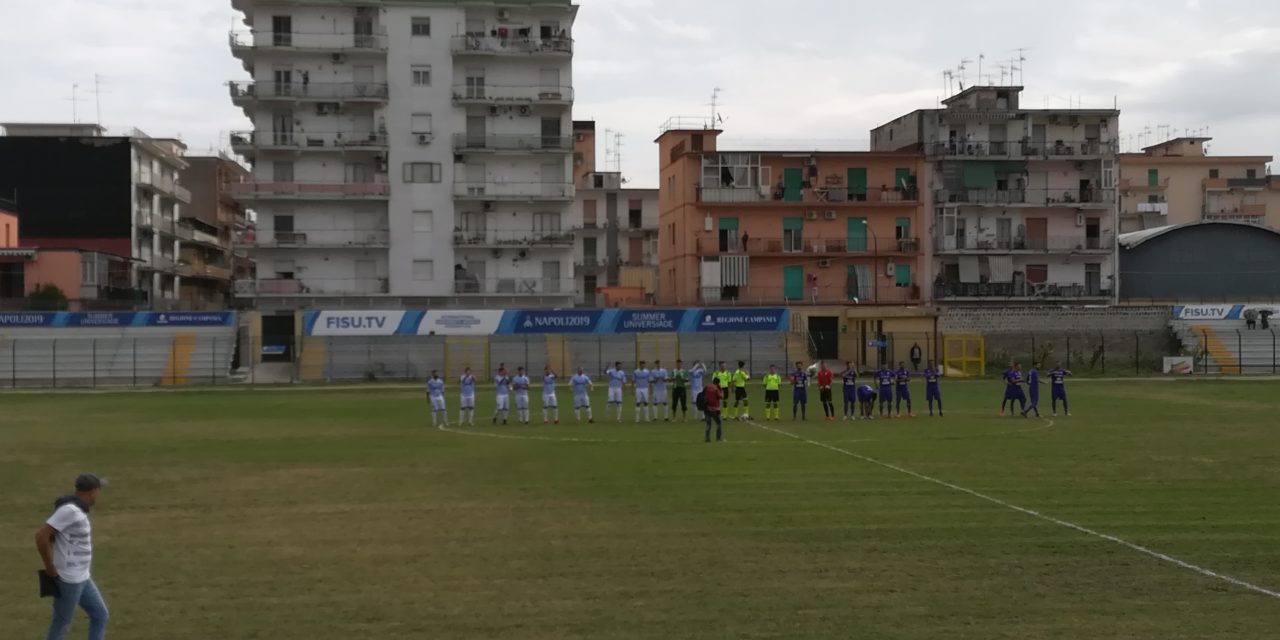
[2,0,1277,187]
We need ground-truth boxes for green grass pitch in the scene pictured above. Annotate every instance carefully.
[3,380,1280,639]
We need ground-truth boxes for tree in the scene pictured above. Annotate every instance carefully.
[26,284,69,311]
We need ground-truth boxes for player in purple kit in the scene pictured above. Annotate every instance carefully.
[840,361,859,420]
[789,361,809,420]
[856,383,877,419]
[1049,363,1072,416]
[894,361,914,418]
[923,360,943,417]
[1021,361,1043,418]
[875,364,895,418]
[1000,361,1027,416]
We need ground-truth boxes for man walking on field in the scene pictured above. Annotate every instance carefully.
[36,474,109,640]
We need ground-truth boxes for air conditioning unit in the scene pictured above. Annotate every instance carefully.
[518,105,532,116]
[885,263,896,277]
[416,133,432,145]
[488,106,500,116]
[1075,213,1085,227]
[805,210,818,220]
[497,8,511,20]
[817,259,832,268]
[316,102,340,115]
[823,210,837,220]
[483,201,495,212]
[331,53,346,64]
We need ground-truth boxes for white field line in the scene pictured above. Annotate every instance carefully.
[747,419,1280,600]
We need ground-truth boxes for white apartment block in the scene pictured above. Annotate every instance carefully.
[872,86,1120,304]
[229,0,578,309]
[570,170,659,306]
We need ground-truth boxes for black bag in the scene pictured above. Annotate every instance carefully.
[39,570,60,598]
[694,391,707,412]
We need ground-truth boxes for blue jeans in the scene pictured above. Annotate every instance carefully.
[48,577,108,640]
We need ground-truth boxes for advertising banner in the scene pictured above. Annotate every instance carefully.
[0,311,234,328]
[693,308,789,332]
[506,310,604,334]
[306,311,410,336]
[418,310,505,335]
[615,310,687,333]
[1163,356,1194,375]
[1172,305,1243,320]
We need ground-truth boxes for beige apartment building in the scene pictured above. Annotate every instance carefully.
[1118,137,1277,231]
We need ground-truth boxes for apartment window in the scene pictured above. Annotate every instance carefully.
[582,199,597,227]
[412,65,431,86]
[670,223,676,245]
[413,260,434,281]
[1247,169,1258,179]
[533,212,562,235]
[1147,168,1159,187]
[273,214,294,232]
[403,162,442,183]
[81,259,99,286]
[628,199,643,229]
[1147,195,1160,204]
[668,176,675,195]
[411,17,430,36]
[413,211,433,232]
[1209,169,1219,179]
[410,113,432,134]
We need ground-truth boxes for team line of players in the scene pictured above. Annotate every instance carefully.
[423,359,1073,427]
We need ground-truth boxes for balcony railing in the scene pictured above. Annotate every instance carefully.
[935,188,1115,207]
[177,261,233,281]
[452,182,574,200]
[928,140,1117,158]
[450,34,573,56]
[452,230,574,247]
[452,133,572,152]
[696,236,921,256]
[230,130,388,151]
[229,30,388,52]
[229,81,389,101]
[1119,177,1170,190]
[935,233,1114,253]
[231,181,390,200]
[450,84,574,104]
[236,277,389,296]
[145,255,176,271]
[248,230,391,248]
[699,284,922,306]
[137,171,191,203]
[452,277,577,296]
[697,185,918,204]
[935,281,1109,301]
[1203,177,1268,191]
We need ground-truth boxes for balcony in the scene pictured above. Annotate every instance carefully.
[575,258,608,274]
[229,30,388,54]
[450,84,573,106]
[452,277,577,296]
[143,255,176,271]
[136,169,192,203]
[230,130,388,154]
[935,233,1114,254]
[1203,203,1266,225]
[236,277,389,297]
[928,139,1117,159]
[177,260,233,281]
[452,230,574,248]
[229,81,389,104]
[697,185,919,205]
[247,230,391,249]
[453,182,574,201]
[452,134,572,153]
[699,283,922,306]
[696,236,921,257]
[1119,177,1170,191]
[450,34,573,56]
[1203,177,1267,191]
[935,281,1110,302]
[231,181,390,201]
[935,188,1114,208]
[187,229,225,248]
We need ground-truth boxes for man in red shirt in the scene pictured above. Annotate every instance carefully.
[701,382,723,442]
[816,362,836,421]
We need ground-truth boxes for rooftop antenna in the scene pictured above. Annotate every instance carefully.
[978,53,986,85]
[90,73,110,125]
[957,58,972,88]
[998,63,1009,85]
[1016,48,1029,85]
[612,131,625,174]
[943,69,954,96]
[65,83,85,123]
[707,87,723,128]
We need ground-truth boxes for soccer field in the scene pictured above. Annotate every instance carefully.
[3,380,1280,639]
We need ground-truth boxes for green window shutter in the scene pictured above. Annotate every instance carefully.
[963,162,997,188]
[995,160,1027,174]
[783,168,804,201]
[895,217,911,234]
[718,217,739,231]
[847,168,868,195]
[782,217,804,231]
[783,265,804,300]
[895,263,911,287]
[847,217,868,252]
[1147,169,1159,187]
[894,168,913,189]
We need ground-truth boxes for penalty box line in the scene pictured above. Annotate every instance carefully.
[747,420,1280,600]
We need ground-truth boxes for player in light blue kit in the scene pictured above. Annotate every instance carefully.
[492,366,511,425]
[512,367,532,425]
[542,365,560,425]
[606,361,627,422]
[427,370,447,427]
[570,367,594,423]
[690,361,706,420]
[632,361,652,423]
[652,360,670,421]
[459,367,477,426]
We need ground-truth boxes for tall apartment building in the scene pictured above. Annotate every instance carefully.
[1118,137,1277,231]
[569,121,659,306]
[656,122,927,306]
[872,86,1120,303]
[0,123,191,306]
[180,155,252,309]
[229,0,578,309]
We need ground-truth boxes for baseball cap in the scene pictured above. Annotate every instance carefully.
[74,474,107,492]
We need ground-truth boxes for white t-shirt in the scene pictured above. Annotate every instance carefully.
[46,503,93,583]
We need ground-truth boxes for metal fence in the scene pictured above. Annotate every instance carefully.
[0,336,237,388]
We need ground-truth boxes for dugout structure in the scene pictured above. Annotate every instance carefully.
[943,334,985,377]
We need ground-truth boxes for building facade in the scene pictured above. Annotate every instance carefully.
[0,123,191,307]
[1117,137,1276,231]
[656,123,927,307]
[181,155,252,309]
[872,86,1120,304]
[569,120,658,306]
[229,0,578,310]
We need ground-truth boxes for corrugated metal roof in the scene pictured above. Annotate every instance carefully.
[1117,220,1280,249]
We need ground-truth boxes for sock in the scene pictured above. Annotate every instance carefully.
[586,407,593,420]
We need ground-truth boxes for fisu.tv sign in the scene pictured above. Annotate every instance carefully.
[1172,305,1244,320]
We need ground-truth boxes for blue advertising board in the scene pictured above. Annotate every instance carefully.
[614,310,687,333]
[504,310,605,334]
[0,312,56,327]
[0,311,235,328]
[692,308,789,333]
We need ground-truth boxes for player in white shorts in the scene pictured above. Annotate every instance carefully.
[541,365,560,425]
[458,367,477,426]
[632,361,653,422]
[426,370,447,427]
[570,367,594,423]
[511,366,532,424]
[492,366,511,425]
[606,361,626,422]
[652,359,670,421]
